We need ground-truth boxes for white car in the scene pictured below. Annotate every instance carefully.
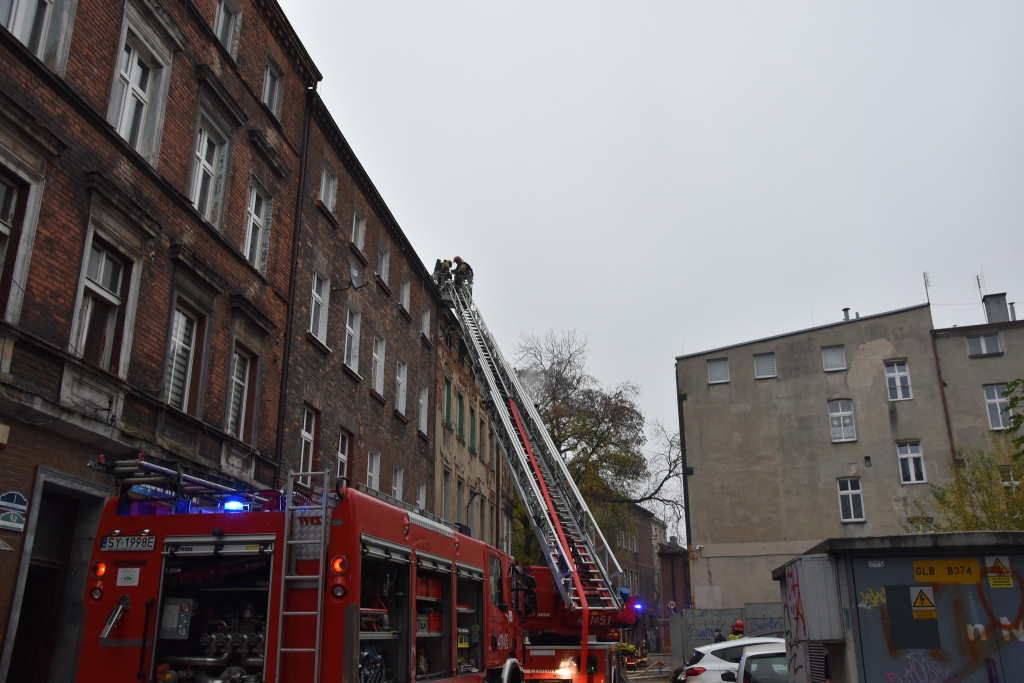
[672,637,785,682]
[724,642,787,683]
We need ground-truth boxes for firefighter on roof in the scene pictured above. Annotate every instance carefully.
[452,256,473,293]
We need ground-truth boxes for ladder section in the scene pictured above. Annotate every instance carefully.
[447,284,623,612]
[275,469,332,682]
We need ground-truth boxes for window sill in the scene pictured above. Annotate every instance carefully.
[443,420,453,432]
[343,364,362,383]
[969,352,1004,359]
[418,429,429,442]
[316,200,340,229]
[831,438,858,444]
[349,242,369,265]
[399,306,412,323]
[370,388,387,405]
[393,409,409,424]
[888,396,913,402]
[708,380,729,386]
[456,435,466,445]
[824,368,847,373]
[841,519,867,525]
[307,331,331,355]
[376,276,392,296]
[420,332,433,348]
[754,375,777,381]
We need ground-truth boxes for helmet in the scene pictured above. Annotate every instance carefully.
[733,620,744,631]
[453,256,462,263]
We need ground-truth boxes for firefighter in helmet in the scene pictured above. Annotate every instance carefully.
[727,619,745,640]
[452,256,474,293]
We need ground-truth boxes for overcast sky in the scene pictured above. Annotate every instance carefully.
[278,1,1024,440]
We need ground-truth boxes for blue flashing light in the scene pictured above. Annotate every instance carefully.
[223,497,246,512]
[634,601,644,611]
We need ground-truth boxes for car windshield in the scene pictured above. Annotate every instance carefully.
[744,654,787,683]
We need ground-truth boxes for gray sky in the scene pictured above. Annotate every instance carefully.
[278,1,1024,438]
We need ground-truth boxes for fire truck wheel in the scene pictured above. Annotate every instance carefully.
[499,659,523,683]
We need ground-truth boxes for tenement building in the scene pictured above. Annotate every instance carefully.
[676,294,1024,608]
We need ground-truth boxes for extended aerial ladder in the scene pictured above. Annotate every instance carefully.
[444,282,625,627]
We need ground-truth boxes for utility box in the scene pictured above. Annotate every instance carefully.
[774,532,1024,683]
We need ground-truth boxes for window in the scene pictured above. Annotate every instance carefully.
[367,448,380,491]
[442,468,451,519]
[5,0,82,72]
[392,467,404,501]
[166,301,206,414]
[343,309,360,370]
[421,309,431,337]
[418,387,429,433]
[337,430,350,480]
[74,238,129,373]
[457,479,464,524]
[106,1,178,163]
[377,247,389,286]
[968,334,1001,356]
[416,482,426,510]
[822,346,846,371]
[319,166,337,212]
[299,406,319,487]
[395,361,408,415]
[399,277,411,311]
[897,442,926,484]
[0,169,31,322]
[227,345,257,442]
[986,384,1011,430]
[244,180,272,272]
[469,406,477,451]
[707,358,729,384]
[828,399,856,442]
[885,360,912,400]
[444,378,452,426]
[213,0,239,55]
[351,209,366,252]
[753,352,776,379]
[837,478,864,522]
[261,62,281,117]
[457,392,465,439]
[309,271,329,343]
[189,109,231,225]
[371,337,385,394]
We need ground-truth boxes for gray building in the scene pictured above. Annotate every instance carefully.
[676,295,1024,608]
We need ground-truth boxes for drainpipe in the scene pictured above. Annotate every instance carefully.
[929,329,957,465]
[676,390,692,608]
[274,86,315,488]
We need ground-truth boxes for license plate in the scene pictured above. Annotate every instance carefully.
[101,535,156,551]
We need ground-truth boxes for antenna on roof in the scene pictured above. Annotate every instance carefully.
[923,272,931,304]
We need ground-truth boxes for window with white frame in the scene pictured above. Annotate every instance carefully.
[166,300,206,414]
[244,180,272,272]
[319,166,337,213]
[299,406,318,486]
[351,209,366,252]
[416,482,426,510]
[885,360,912,400]
[392,467,404,501]
[418,386,429,433]
[395,361,408,415]
[367,448,380,491]
[227,345,257,442]
[986,384,1011,430]
[213,0,239,55]
[897,441,926,484]
[74,238,130,373]
[377,247,389,286]
[822,345,846,371]
[309,271,329,343]
[837,478,864,522]
[261,61,282,117]
[0,169,28,320]
[343,309,360,371]
[336,429,350,480]
[371,337,385,394]
[5,0,83,72]
[707,358,729,384]
[189,108,231,225]
[968,334,1001,356]
[753,352,776,379]
[421,309,431,337]
[399,276,410,311]
[828,399,857,441]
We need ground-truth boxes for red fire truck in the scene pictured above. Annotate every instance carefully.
[76,280,636,682]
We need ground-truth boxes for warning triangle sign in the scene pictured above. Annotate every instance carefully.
[992,559,1009,576]
[914,590,935,609]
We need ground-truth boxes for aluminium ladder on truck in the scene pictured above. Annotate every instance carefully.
[445,282,624,615]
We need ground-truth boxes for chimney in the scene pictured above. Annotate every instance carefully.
[843,308,850,321]
[1011,302,1017,322]
[983,293,1010,324]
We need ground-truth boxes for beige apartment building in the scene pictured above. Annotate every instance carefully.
[676,294,1024,608]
